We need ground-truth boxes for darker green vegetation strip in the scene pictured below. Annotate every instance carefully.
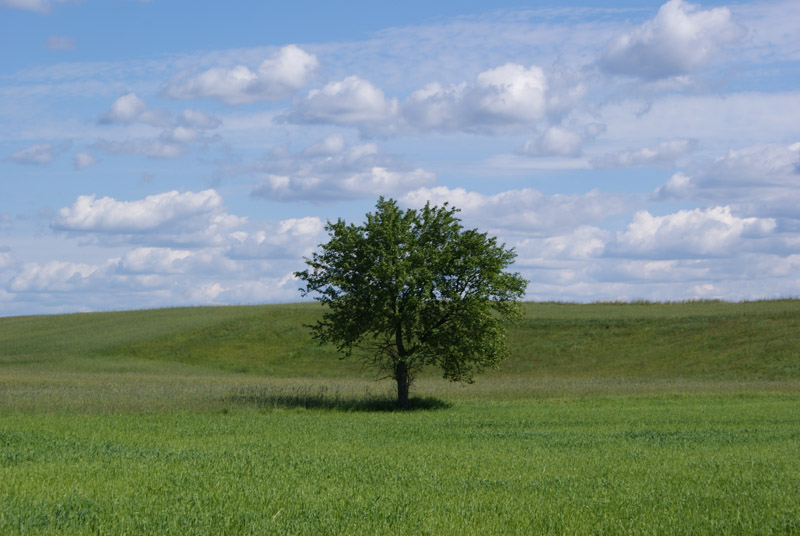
[2,300,798,381]
[503,300,800,380]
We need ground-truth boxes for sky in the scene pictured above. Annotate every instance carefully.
[1,0,799,316]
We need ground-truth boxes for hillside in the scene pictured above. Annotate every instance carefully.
[2,300,799,381]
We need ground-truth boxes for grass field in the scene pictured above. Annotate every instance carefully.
[1,301,799,534]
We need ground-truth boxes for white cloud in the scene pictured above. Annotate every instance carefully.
[228,217,325,260]
[515,226,609,267]
[402,186,634,236]
[595,92,800,152]
[517,124,605,157]
[736,0,800,63]
[518,126,583,157]
[285,76,399,128]
[117,247,238,275]
[474,63,549,123]
[402,63,550,132]
[92,139,188,159]
[73,151,97,170]
[613,206,777,259]
[701,143,800,188]
[593,258,712,284]
[6,141,70,165]
[94,100,220,160]
[303,132,346,156]
[250,135,436,202]
[209,275,302,305]
[601,0,745,79]
[286,62,563,135]
[5,208,322,308]
[653,171,692,200]
[0,249,15,271]
[160,126,200,143]
[98,93,168,126]
[593,138,697,169]
[183,282,225,303]
[100,93,146,123]
[652,142,800,218]
[9,260,101,292]
[164,45,319,104]
[177,109,221,130]
[45,34,77,51]
[50,189,245,248]
[117,247,191,274]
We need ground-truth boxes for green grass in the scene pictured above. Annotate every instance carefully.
[1,300,800,534]
[504,300,800,380]
[2,395,799,534]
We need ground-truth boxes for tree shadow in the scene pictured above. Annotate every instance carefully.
[224,386,451,412]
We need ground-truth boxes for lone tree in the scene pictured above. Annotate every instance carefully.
[295,197,528,409]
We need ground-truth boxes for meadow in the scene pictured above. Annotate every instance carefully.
[1,301,799,534]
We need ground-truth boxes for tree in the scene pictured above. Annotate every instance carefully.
[295,197,528,409]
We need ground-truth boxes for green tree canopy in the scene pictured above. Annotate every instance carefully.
[295,197,528,409]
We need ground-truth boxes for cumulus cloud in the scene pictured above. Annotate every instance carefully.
[95,98,220,160]
[164,45,319,104]
[517,123,605,157]
[101,93,145,123]
[652,142,800,218]
[206,275,302,305]
[592,258,714,286]
[600,0,745,79]
[176,109,222,130]
[612,206,776,259]
[52,189,223,233]
[91,139,188,159]
[45,34,76,50]
[51,189,245,247]
[593,138,697,169]
[228,217,325,260]
[117,247,238,275]
[303,132,347,156]
[159,126,201,143]
[7,204,328,309]
[250,134,436,202]
[284,76,399,130]
[401,63,550,132]
[518,127,583,157]
[653,171,693,200]
[701,143,800,188]
[98,93,169,126]
[7,141,71,165]
[9,261,102,292]
[515,226,609,266]
[0,248,16,271]
[285,62,567,135]
[402,186,634,236]
[474,63,549,122]
[73,152,98,170]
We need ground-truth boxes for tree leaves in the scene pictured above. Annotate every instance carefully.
[295,197,528,403]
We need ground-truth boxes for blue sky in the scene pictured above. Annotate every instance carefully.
[1,0,799,316]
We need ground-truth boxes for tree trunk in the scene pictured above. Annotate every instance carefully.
[394,360,410,410]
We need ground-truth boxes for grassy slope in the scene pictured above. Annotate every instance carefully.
[2,300,799,381]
